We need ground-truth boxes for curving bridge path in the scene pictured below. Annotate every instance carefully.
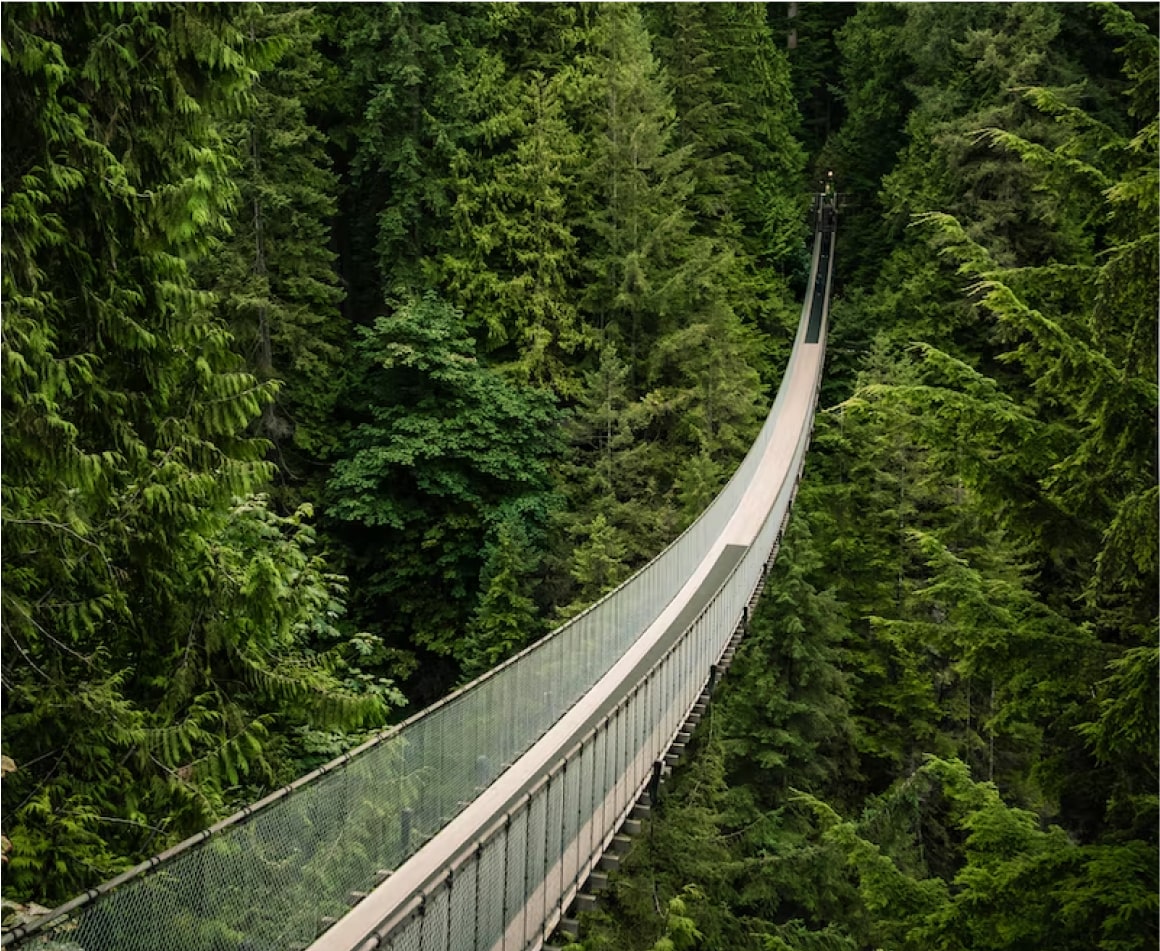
[5,205,836,951]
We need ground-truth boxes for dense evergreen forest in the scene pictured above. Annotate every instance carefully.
[0,2,1154,947]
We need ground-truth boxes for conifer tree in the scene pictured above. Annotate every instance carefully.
[327,4,481,308]
[824,2,916,287]
[559,513,632,620]
[797,758,1158,951]
[720,512,856,800]
[651,3,744,243]
[559,341,673,568]
[199,4,347,496]
[560,4,768,572]
[462,519,543,679]
[429,14,587,393]
[2,4,388,904]
[579,3,706,374]
[653,3,807,364]
[711,3,808,277]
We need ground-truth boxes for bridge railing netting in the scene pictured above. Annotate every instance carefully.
[7,294,820,950]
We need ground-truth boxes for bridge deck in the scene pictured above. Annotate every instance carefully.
[310,214,834,951]
[4,199,837,951]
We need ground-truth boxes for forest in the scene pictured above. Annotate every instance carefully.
[1,2,1155,948]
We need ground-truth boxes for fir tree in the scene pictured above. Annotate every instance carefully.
[327,4,481,307]
[461,519,543,679]
[711,3,808,278]
[579,3,706,375]
[559,341,673,570]
[720,511,857,800]
[429,14,588,393]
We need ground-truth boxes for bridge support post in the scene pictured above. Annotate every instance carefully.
[400,806,413,853]
[649,760,664,802]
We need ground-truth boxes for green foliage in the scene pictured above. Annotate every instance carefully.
[786,2,857,158]
[575,512,862,951]
[761,920,858,951]
[426,6,589,392]
[585,10,1157,951]
[708,3,809,276]
[4,4,1153,942]
[578,4,748,386]
[461,519,543,679]
[653,2,808,334]
[650,889,705,951]
[1,4,395,905]
[562,513,632,616]
[557,341,673,572]
[321,1,788,682]
[198,4,348,490]
[718,512,857,801]
[327,293,562,674]
[325,4,467,303]
[796,758,1159,951]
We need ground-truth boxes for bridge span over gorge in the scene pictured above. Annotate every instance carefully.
[5,199,837,951]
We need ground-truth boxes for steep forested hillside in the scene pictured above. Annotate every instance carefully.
[1,4,1155,946]
[570,5,1159,951]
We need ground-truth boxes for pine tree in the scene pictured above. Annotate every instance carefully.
[560,4,769,574]
[462,519,543,679]
[824,2,916,287]
[326,4,484,308]
[720,511,857,800]
[785,2,858,156]
[655,3,807,274]
[558,341,673,571]
[797,758,1158,951]
[651,3,744,243]
[579,3,706,375]
[711,3,808,278]
[653,2,806,372]
[558,512,632,619]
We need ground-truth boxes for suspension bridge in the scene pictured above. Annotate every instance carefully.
[4,198,837,951]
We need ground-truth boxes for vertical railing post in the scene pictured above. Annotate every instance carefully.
[401,807,413,854]
[473,843,483,951]
[524,797,534,950]
[588,734,598,863]
[541,776,552,942]
[444,872,454,950]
